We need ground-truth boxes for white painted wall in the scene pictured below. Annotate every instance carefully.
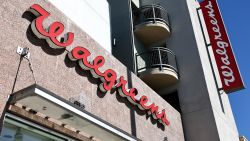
[186,0,239,140]
[132,0,139,7]
[48,0,111,52]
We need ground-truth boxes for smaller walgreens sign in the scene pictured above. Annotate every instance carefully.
[28,4,170,126]
[200,0,244,93]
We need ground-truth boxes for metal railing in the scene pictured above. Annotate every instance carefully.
[136,47,178,74]
[135,4,170,27]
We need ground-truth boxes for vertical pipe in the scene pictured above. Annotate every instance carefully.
[158,48,163,71]
[152,5,156,23]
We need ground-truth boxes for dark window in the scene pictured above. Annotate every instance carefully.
[162,91,181,112]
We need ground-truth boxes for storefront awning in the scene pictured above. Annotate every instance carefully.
[8,84,138,141]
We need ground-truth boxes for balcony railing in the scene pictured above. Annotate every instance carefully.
[136,47,178,90]
[135,4,170,28]
[134,5,171,46]
[136,47,178,74]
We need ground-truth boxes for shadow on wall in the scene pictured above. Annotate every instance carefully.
[22,10,165,133]
[22,11,65,56]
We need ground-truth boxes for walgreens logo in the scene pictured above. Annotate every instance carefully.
[29,4,170,126]
[200,0,244,93]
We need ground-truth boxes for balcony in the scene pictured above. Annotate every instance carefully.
[136,47,178,91]
[134,5,171,46]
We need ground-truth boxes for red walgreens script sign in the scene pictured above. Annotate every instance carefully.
[200,0,244,93]
[28,4,170,126]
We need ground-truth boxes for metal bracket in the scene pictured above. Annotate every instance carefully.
[17,46,30,59]
[69,97,85,109]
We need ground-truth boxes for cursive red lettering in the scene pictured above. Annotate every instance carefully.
[116,76,137,104]
[29,4,171,126]
[30,4,74,48]
[89,56,105,78]
[160,110,170,126]
[138,95,149,110]
[99,69,117,92]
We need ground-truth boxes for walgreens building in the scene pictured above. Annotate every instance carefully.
[0,0,246,141]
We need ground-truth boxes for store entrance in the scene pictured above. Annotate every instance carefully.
[0,114,74,141]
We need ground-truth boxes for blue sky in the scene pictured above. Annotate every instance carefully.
[216,0,250,139]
